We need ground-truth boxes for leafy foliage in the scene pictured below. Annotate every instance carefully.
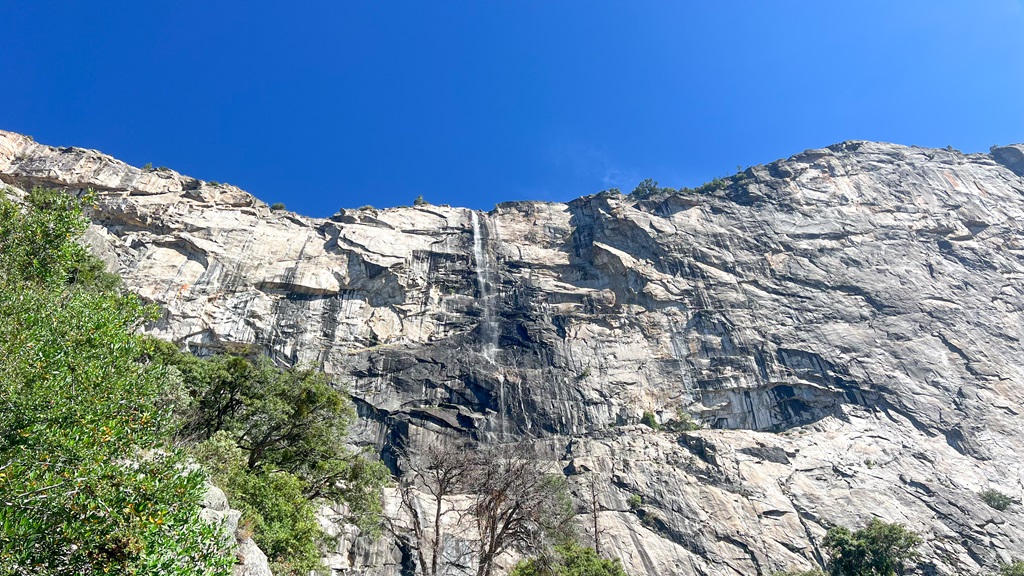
[0,188,118,290]
[639,411,659,430]
[511,542,628,576]
[0,188,233,575]
[193,433,325,576]
[150,343,390,573]
[270,202,286,211]
[980,489,1015,511]
[823,519,921,576]
[151,345,389,527]
[663,410,701,432]
[999,562,1024,576]
[414,195,427,206]
[628,179,679,199]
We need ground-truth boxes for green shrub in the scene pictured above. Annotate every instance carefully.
[630,178,659,199]
[1000,561,1024,576]
[981,489,1015,511]
[511,541,628,576]
[208,180,220,186]
[627,494,643,511]
[640,411,660,430]
[413,195,427,206]
[150,341,390,573]
[0,189,233,575]
[823,519,921,576]
[694,177,728,194]
[142,162,153,170]
[664,410,701,432]
[270,202,286,211]
[151,348,390,535]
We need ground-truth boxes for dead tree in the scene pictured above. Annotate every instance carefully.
[584,471,611,556]
[396,440,475,576]
[470,443,575,576]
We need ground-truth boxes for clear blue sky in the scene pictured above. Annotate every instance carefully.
[2,2,1022,216]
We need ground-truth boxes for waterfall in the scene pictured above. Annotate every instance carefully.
[470,210,506,438]
[470,211,499,363]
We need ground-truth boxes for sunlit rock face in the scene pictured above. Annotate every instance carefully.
[4,129,1024,575]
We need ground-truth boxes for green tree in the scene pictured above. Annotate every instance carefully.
[151,348,389,530]
[414,195,427,206]
[629,179,659,199]
[150,344,390,574]
[511,542,628,576]
[0,188,233,575]
[193,433,325,576]
[823,519,921,576]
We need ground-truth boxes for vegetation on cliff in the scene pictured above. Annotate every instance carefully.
[0,188,234,574]
[0,188,387,575]
[151,344,390,575]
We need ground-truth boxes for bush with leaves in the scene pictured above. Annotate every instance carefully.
[0,188,233,575]
[980,489,1015,511]
[511,541,628,576]
[999,562,1024,576]
[823,519,921,576]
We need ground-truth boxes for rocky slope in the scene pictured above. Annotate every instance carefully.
[2,130,1024,575]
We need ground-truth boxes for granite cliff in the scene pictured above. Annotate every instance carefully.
[2,130,1023,575]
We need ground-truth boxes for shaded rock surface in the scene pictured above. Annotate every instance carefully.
[3,130,1024,574]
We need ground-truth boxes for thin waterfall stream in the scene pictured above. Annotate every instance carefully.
[470,210,505,436]
[470,211,499,362]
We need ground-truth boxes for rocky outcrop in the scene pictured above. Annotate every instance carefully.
[200,483,273,576]
[3,130,1024,575]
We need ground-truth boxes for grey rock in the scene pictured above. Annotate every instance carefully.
[198,482,273,575]
[4,130,1024,575]
[235,537,275,576]
[992,144,1024,177]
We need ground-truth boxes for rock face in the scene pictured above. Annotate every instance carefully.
[200,484,273,576]
[3,130,1024,575]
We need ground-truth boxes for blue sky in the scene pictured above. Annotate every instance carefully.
[2,2,1022,216]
